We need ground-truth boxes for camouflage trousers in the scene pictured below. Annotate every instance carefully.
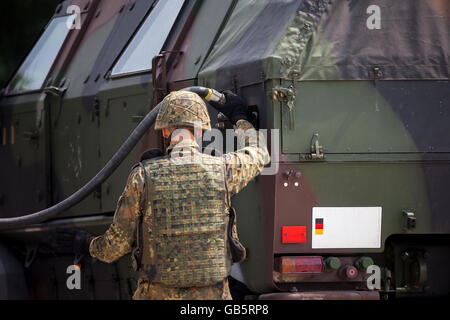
[132,278,232,300]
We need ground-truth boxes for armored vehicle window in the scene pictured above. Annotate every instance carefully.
[111,0,185,76]
[7,15,75,93]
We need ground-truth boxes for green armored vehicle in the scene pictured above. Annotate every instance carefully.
[0,0,449,299]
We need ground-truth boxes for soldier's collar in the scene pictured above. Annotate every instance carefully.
[167,139,201,154]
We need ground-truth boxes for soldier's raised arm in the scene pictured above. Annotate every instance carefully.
[211,91,270,195]
[88,165,145,263]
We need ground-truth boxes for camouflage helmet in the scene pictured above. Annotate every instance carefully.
[155,91,211,131]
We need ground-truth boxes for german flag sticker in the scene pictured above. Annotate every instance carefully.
[315,218,324,235]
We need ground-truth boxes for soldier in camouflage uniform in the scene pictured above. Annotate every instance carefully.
[73,90,269,300]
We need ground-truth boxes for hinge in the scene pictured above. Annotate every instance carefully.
[23,130,39,141]
[93,96,100,117]
[402,210,416,231]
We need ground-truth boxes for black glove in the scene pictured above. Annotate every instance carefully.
[73,230,95,259]
[209,90,249,124]
[54,228,94,262]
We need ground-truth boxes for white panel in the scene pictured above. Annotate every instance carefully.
[311,207,382,249]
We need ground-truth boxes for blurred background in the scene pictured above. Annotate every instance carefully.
[0,0,61,89]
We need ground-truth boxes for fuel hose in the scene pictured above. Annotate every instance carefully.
[0,86,225,229]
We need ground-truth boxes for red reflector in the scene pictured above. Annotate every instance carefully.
[281,226,306,244]
[280,256,323,274]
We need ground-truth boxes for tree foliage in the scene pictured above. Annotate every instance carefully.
[0,0,61,89]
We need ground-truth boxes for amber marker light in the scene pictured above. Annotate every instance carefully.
[279,256,323,274]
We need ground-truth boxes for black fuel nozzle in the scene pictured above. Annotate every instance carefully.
[181,86,226,106]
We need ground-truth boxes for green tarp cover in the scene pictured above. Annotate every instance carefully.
[200,0,450,84]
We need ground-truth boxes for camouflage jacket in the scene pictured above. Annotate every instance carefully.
[89,120,270,298]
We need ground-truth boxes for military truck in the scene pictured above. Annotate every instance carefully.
[0,0,449,300]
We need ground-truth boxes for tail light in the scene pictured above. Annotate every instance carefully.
[279,256,323,274]
[341,265,359,279]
